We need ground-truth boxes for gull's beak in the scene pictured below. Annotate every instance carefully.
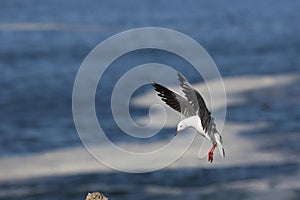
[175,130,179,136]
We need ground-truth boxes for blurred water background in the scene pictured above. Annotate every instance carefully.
[0,0,300,199]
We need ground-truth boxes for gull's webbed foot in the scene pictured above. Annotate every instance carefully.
[208,144,217,163]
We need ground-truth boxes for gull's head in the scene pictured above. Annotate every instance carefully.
[175,121,187,135]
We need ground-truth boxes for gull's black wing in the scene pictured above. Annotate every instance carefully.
[152,82,196,118]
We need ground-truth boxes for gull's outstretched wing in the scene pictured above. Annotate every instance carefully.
[152,82,196,118]
[177,73,212,132]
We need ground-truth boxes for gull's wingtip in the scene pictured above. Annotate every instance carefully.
[151,82,163,92]
[177,72,185,80]
[222,147,225,158]
[217,146,225,158]
[217,145,225,158]
[151,81,158,87]
[149,78,159,87]
[177,72,191,86]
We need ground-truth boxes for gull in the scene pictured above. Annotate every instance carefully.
[152,73,225,162]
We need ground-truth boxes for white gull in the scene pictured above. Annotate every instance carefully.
[152,73,225,162]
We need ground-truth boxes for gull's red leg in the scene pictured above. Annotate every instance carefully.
[208,144,217,163]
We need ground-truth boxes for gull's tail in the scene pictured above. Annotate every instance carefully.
[214,133,225,158]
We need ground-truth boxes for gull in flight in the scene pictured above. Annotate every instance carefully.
[152,73,225,162]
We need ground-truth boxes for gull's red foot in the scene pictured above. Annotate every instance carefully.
[208,151,214,162]
[208,144,217,163]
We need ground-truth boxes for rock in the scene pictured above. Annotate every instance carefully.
[85,192,109,200]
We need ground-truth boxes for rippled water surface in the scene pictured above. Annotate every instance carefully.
[0,0,300,199]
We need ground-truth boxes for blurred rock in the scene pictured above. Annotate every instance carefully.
[86,192,109,200]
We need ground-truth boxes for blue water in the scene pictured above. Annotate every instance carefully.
[0,0,300,199]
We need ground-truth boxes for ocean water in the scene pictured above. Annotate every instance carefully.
[0,0,300,199]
